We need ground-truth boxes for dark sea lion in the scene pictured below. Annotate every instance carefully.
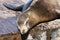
[3,0,60,34]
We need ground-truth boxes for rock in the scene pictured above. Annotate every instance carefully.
[51,28,60,40]
[0,0,22,40]
[27,19,60,40]
[0,0,60,40]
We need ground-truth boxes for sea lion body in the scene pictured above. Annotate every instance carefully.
[3,0,60,34]
[18,0,60,28]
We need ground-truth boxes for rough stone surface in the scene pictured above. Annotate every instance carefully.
[51,28,60,40]
[0,0,60,40]
[0,0,22,40]
[0,0,20,35]
[26,19,60,40]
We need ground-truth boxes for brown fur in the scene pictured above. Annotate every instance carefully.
[17,0,60,28]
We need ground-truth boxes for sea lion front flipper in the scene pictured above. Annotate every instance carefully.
[22,0,33,12]
[3,0,33,12]
[3,2,24,11]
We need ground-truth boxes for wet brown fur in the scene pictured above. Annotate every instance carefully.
[17,0,60,28]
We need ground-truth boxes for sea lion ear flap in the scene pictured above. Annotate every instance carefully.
[22,0,33,12]
[3,2,24,11]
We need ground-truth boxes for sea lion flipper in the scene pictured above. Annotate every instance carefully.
[3,2,24,11]
[3,0,33,12]
[22,0,33,12]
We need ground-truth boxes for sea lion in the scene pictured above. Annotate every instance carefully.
[3,0,60,34]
